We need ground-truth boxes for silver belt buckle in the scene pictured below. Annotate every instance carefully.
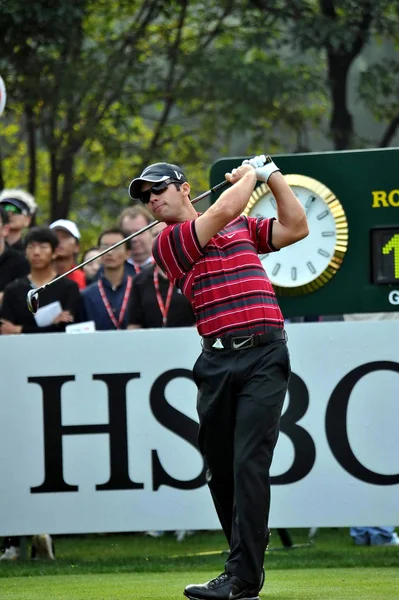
[212,338,224,350]
[231,335,254,350]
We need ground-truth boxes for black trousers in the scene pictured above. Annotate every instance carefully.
[193,338,290,585]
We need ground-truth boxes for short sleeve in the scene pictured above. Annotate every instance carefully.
[246,216,279,254]
[152,221,204,282]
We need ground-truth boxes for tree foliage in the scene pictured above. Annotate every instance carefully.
[0,0,397,237]
[246,0,399,150]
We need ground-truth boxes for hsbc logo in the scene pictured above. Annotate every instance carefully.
[27,363,399,495]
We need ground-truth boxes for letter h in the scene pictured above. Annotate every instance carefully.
[29,374,144,493]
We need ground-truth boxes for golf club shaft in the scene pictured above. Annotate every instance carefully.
[32,179,230,297]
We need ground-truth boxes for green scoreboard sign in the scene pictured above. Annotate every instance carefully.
[210,148,399,317]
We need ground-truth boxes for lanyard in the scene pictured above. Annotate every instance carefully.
[153,266,174,327]
[97,276,132,329]
[132,257,154,274]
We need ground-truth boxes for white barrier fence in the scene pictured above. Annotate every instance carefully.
[0,321,398,536]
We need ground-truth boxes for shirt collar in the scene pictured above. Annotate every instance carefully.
[100,272,128,290]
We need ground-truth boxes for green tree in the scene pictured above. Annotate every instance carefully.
[0,0,87,195]
[246,0,399,149]
[359,58,399,147]
[1,0,327,226]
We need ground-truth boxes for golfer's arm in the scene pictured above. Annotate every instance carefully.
[269,172,309,249]
[195,170,256,248]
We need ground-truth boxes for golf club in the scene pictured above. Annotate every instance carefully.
[26,178,230,313]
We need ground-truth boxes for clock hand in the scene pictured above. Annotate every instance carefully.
[305,196,316,215]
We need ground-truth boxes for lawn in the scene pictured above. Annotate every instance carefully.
[1,569,398,600]
[0,529,398,599]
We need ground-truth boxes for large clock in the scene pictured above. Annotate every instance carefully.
[243,174,349,295]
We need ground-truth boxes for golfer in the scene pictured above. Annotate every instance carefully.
[129,155,309,600]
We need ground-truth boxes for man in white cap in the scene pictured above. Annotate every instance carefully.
[50,219,86,290]
[0,188,37,252]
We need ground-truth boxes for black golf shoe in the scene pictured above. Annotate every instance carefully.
[183,571,260,600]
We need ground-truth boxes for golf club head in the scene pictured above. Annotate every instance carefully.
[27,288,39,313]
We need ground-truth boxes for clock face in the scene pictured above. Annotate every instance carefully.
[244,175,349,295]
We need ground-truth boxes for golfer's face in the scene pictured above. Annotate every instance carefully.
[142,181,185,222]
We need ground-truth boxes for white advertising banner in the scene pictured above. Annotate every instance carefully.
[0,321,398,536]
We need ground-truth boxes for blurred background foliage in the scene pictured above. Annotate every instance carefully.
[0,0,398,249]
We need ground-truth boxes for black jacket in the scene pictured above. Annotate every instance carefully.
[0,275,81,333]
[0,245,30,292]
[128,264,196,328]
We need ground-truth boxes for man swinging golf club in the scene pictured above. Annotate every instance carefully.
[128,155,309,600]
[26,181,230,313]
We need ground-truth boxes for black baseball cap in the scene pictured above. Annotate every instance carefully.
[129,162,187,200]
[0,197,31,215]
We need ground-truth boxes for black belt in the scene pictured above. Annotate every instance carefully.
[201,329,286,351]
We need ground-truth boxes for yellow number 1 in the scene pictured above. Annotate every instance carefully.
[382,233,399,279]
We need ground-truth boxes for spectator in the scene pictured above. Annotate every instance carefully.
[81,228,132,330]
[350,527,399,546]
[81,247,102,285]
[49,219,86,290]
[0,534,55,562]
[0,188,37,252]
[127,263,196,329]
[118,205,154,273]
[0,226,80,335]
[0,206,29,308]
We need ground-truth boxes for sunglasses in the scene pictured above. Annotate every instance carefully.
[2,203,23,215]
[139,178,180,205]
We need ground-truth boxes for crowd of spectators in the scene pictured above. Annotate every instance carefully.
[0,188,196,335]
[0,187,196,560]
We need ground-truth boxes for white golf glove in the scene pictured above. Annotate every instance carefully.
[242,154,280,183]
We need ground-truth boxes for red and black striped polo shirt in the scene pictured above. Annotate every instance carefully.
[153,215,284,338]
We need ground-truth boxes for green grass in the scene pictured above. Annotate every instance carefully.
[1,528,398,577]
[0,529,398,599]
[0,569,398,600]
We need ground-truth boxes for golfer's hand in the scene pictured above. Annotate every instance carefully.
[0,319,22,335]
[242,154,280,183]
[53,310,74,324]
[225,163,256,185]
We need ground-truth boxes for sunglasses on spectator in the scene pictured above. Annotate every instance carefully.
[139,178,181,205]
[2,203,24,215]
